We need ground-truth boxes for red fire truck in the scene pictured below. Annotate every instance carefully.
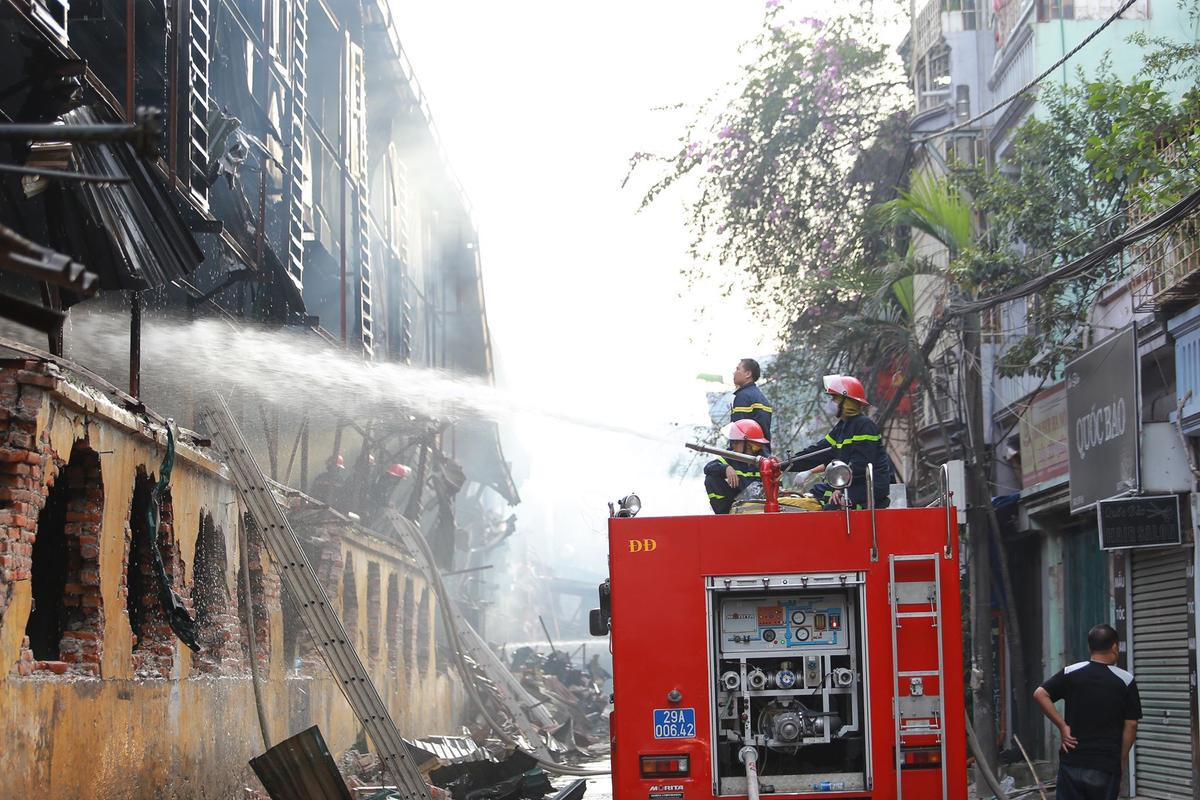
[592,455,966,800]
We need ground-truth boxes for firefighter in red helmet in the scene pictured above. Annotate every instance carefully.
[704,419,769,514]
[790,374,891,509]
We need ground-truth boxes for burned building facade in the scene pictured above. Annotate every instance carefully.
[0,0,518,796]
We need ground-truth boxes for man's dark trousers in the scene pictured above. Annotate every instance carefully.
[1055,764,1120,800]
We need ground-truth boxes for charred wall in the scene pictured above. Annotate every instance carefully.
[0,360,463,799]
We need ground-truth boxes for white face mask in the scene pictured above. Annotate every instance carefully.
[822,399,840,418]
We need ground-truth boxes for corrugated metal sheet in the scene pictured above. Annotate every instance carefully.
[249,725,354,800]
[1131,546,1194,799]
[404,735,488,768]
[58,106,203,290]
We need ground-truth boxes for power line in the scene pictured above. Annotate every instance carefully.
[948,183,1200,316]
[916,0,1140,143]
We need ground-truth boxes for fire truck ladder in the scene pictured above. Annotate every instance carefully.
[888,553,948,800]
[200,398,431,800]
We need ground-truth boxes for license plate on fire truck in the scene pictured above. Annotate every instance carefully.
[653,708,696,738]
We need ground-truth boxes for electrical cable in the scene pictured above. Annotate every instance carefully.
[399,513,611,777]
[916,0,1140,143]
[946,182,1200,317]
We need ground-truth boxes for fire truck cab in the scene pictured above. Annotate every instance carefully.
[595,490,966,800]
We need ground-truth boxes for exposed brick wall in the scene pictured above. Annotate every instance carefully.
[52,444,105,675]
[293,523,346,673]
[0,360,59,630]
[2,361,107,678]
[191,512,243,674]
[236,515,274,674]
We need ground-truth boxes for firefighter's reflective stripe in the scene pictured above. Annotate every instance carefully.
[717,456,759,479]
[731,403,774,414]
[708,492,727,500]
[824,433,882,448]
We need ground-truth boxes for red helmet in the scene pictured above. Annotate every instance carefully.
[329,454,345,469]
[823,374,870,406]
[721,419,770,444]
[387,463,411,478]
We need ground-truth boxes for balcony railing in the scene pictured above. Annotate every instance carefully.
[988,13,1035,125]
[1129,141,1200,311]
[1129,214,1200,311]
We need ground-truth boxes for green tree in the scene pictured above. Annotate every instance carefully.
[955,67,1200,376]
[629,3,912,439]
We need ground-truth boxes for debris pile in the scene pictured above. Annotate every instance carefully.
[329,735,582,800]
[510,647,611,759]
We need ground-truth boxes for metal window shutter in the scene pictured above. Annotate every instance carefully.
[1131,546,1194,799]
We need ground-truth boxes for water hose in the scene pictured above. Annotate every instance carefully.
[739,746,761,800]
[965,712,1008,799]
[240,514,273,751]
[146,423,200,651]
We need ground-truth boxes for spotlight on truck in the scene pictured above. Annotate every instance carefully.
[616,493,642,517]
[825,460,853,489]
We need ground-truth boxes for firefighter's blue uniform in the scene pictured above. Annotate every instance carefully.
[704,456,761,514]
[731,382,772,442]
[790,415,891,509]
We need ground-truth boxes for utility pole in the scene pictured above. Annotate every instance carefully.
[962,309,998,767]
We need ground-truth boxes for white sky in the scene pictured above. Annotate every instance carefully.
[390,2,774,576]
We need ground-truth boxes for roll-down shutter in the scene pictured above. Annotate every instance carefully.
[1131,545,1194,799]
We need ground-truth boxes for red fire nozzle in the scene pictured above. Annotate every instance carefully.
[758,456,782,514]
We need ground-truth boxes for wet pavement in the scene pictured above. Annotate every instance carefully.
[579,760,613,800]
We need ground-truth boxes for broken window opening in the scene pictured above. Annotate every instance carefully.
[236,514,271,673]
[282,584,303,673]
[125,467,189,678]
[416,586,430,673]
[24,440,105,675]
[386,572,400,671]
[366,561,381,662]
[342,556,359,654]
[401,577,415,683]
[191,511,239,675]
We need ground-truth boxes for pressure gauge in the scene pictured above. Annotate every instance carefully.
[762,628,777,643]
[791,610,806,625]
[794,627,811,641]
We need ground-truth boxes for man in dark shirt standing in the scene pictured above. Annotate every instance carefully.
[731,358,772,442]
[1034,624,1142,800]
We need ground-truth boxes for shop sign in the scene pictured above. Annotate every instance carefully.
[1098,495,1181,550]
[1017,383,1068,488]
[1067,327,1138,512]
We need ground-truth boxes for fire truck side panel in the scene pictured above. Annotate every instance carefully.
[608,508,965,800]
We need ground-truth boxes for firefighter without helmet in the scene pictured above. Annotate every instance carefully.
[720,419,770,444]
